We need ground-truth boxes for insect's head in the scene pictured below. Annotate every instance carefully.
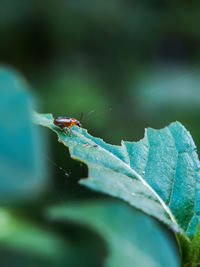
[76,120,82,127]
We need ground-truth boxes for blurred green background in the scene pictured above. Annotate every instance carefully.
[1,0,200,266]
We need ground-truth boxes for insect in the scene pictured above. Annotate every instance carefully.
[53,110,94,135]
[54,116,82,135]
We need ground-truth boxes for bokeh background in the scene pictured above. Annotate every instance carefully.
[1,1,200,266]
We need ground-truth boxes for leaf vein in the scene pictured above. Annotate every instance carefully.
[166,128,178,207]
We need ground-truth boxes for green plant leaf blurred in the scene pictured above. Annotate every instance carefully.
[134,67,200,112]
[34,112,200,265]
[0,67,46,203]
[47,200,179,267]
[0,209,71,267]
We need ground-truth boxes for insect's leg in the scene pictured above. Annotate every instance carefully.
[62,127,68,135]
[65,127,73,136]
[69,128,73,136]
[63,127,73,136]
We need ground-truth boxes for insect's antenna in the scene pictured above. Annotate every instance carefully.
[80,112,84,123]
[86,110,94,119]
[80,110,94,123]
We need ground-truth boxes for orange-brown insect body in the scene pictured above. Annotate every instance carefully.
[54,117,81,131]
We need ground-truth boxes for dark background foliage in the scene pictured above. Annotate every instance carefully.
[1,1,200,266]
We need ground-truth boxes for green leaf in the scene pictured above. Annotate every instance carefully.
[0,209,70,266]
[134,67,200,111]
[189,222,200,266]
[48,200,179,267]
[0,67,46,203]
[34,112,200,265]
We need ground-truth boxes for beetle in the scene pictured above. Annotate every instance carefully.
[53,116,82,135]
[53,111,94,135]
